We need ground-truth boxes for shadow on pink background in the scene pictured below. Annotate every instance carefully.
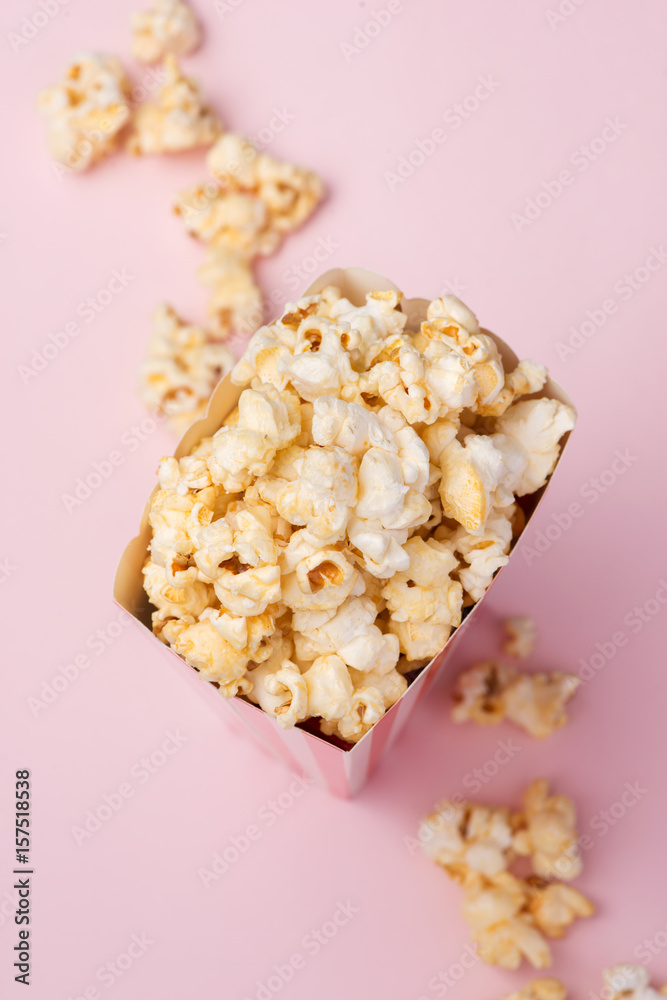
[2,1,666,998]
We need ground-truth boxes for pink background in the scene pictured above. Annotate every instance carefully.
[2,0,666,997]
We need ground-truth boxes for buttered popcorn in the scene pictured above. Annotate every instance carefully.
[421,780,593,969]
[127,54,221,155]
[131,0,202,63]
[142,286,575,741]
[38,53,132,171]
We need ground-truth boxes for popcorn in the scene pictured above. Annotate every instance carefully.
[420,800,517,882]
[197,247,262,339]
[174,133,324,257]
[38,53,131,171]
[131,0,202,63]
[513,779,583,880]
[138,303,234,435]
[420,780,592,970]
[503,616,538,658]
[494,399,576,496]
[452,661,580,739]
[525,877,595,937]
[141,283,573,744]
[127,54,221,155]
[602,966,667,1000]
[208,384,301,492]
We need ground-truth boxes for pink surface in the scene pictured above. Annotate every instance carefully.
[2,1,666,997]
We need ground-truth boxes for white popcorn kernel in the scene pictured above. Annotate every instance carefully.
[38,53,131,171]
[347,515,410,578]
[213,562,280,617]
[421,419,459,464]
[382,536,462,628]
[526,878,595,938]
[127,54,222,155]
[503,616,538,659]
[426,294,480,335]
[478,359,548,417]
[168,617,250,695]
[274,445,358,543]
[439,435,507,535]
[130,0,201,63]
[387,618,452,661]
[312,397,396,454]
[303,655,354,721]
[602,966,667,1000]
[334,685,385,743]
[143,559,213,618]
[462,873,553,970]
[281,548,360,612]
[494,399,576,496]
[450,508,514,602]
[138,303,234,435]
[513,779,583,881]
[197,247,262,339]
[282,320,359,402]
[420,800,516,881]
[254,659,308,729]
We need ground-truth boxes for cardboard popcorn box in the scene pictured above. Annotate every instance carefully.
[114,267,576,797]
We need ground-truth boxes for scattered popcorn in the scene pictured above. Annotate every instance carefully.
[420,780,592,969]
[174,133,324,256]
[602,966,667,1000]
[127,54,221,154]
[197,247,262,339]
[38,53,131,171]
[138,303,235,435]
[142,285,573,742]
[131,0,202,63]
[503,615,538,658]
[452,661,580,739]
[514,779,583,880]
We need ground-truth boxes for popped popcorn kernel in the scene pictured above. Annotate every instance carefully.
[513,779,583,880]
[131,0,201,63]
[503,615,538,659]
[127,54,221,155]
[38,53,131,171]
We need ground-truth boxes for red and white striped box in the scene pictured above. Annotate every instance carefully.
[114,268,575,797]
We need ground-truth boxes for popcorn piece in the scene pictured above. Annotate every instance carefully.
[282,320,359,402]
[247,656,308,728]
[347,516,410,579]
[197,247,262,339]
[166,617,251,695]
[143,559,213,618]
[439,435,505,534]
[360,338,442,424]
[174,134,323,256]
[525,877,595,938]
[449,508,514,602]
[602,966,667,1000]
[282,547,361,612]
[356,447,430,531]
[303,655,354,721]
[513,780,583,881]
[420,800,517,882]
[494,399,576,496]
[38,53,131,171]
[138,303,234,435]
[452,661,580,739]
[478,360,548,417]
[461,872,552,970]
[294,595,399,674]
[273,445,358,543]
[503,616,537,659]
[208,384,301,492]
[382,537,463,629]
[130,0,201,62]
[311,397,396,455]
[127,54,221,155]
[387,618,452,661]
[324,684,385,743]
[499,979,567,1000]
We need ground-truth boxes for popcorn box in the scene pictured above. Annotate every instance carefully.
[114,267,576,797]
